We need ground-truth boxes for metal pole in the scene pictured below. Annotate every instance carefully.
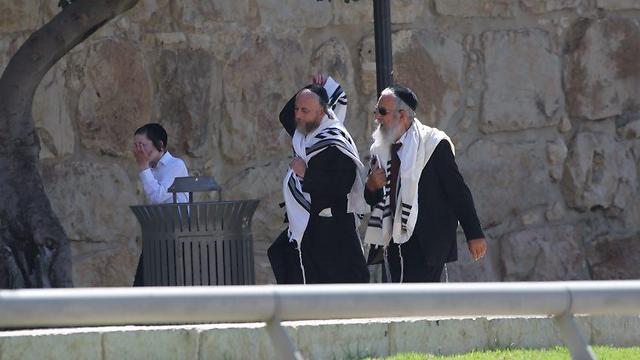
[555,313,597,360]
[266,320,304,360]
[373,0,393,96]
[3,282,640,328]
[373,1,393,282]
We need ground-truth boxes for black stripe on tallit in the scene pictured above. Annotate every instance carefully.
[287,175,310,212]
[306,138,356,159]
[328,86,344,107]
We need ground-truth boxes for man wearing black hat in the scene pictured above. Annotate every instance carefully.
[363,86,487,282]
[268,74,370,284]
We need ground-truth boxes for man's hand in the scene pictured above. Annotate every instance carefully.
[312,73,327,86]
[290,157,307,178]
[366,161,386,192]
[468,238,487,261]
[133,143,151,171]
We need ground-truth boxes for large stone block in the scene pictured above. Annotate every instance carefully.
[256,0,332,28]
[481,29,564,133]
[40,159,140,286]
[147,48,222,158]
[565,18,640,120]
[103,327,199,359]
[390,318,489,355]
[487,317,572,348]
[434,0,516,18]
[590,315,640,346]
[521,0,582,13]
[360,30,465,128]
[292,320,389,359]
[500,225,590,281]
[199,325,273,359]
[124,0,182,33]
[596,0,640,10]
[71,39,152,157]
[388,0,427,24]
[221,32,305,163]
[33,60,75,159]
[561,132,637,212]
[72,243,139,287]
[333,0,425,25]
[0,330,102,360]
[0,2,41,33]
[124,0,169,23]
[458,139,557,227]
[169,0,255,29]
[586,232,640,280]
[332,0,373,24]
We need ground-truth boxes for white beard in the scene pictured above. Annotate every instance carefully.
[372,119,404,148]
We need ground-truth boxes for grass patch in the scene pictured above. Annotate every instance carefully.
[362,346,640,359]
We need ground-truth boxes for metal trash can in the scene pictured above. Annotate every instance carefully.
[131,176,259,286]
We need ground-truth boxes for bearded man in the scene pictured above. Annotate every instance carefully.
[268,75,369,284]
[364,85,487,282]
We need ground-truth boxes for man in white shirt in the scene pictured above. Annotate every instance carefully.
[133,123,188,204]
[132,123,188,286]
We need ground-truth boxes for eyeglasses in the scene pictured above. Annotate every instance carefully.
[373,107,405,116]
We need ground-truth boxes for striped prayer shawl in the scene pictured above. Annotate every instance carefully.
[364,119,454,247]
[283,114,366,245]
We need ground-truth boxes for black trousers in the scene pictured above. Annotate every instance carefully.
[267,230,304,284]
[387,238,444,283]
[268,214,370,284]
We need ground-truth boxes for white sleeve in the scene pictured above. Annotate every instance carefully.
[324,76,348,123]
[138,160,189,204]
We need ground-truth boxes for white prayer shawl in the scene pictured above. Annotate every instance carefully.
[283,112,366,245]
[282,76,364,247]
[364,119,454,247]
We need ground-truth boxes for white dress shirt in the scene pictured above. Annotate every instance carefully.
[138,151,189,204]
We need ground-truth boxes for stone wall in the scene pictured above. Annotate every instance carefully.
[0,0,639,286]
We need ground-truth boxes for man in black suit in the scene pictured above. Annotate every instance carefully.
[268,74,369,284]
[364,85,487,283]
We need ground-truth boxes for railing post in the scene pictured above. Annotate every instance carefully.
[554,313,596,360]
[265,319,304,360]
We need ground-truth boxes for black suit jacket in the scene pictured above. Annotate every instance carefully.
[365,140,484,265]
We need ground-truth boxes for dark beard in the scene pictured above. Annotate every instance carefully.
[297,120,321,135]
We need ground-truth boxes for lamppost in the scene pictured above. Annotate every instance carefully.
[373,0,392,96]
[316,0,393,96]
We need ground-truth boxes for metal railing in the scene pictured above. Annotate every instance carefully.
[1,281,639,359]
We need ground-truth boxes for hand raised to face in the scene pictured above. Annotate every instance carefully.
[132,142,152,171]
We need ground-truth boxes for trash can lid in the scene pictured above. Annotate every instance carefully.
[168,176,221,193]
